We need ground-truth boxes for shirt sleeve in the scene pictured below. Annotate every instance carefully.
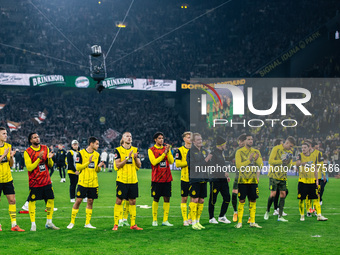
[114,148,121,160]
[47,148,54,168]
[175,149,187,168]
[76,152,89,172]
[167,150,174,164]
[24,151,41,172]
[268,146,282,165]
[148,148,166,166]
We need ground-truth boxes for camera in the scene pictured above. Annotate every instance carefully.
[89,45,107,92]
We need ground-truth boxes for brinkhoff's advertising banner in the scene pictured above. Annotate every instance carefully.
[0,73,176,92]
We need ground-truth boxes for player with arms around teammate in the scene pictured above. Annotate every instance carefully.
[235,134,263,229]
[175,131,192,226]
[67,137,104,229]
[0,127,25,231]
[296,143,327,222]
[112,132,143,231]
[264,136,295,222]
[148,132,174,227]
[25,132,59,231]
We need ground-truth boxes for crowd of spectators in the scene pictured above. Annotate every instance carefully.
[0,87,186,151]
[1,0,340,79]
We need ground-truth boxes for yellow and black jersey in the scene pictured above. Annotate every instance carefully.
[175,146,190,182]
[76,149,101,188]
[236,146,263,184]
[114,145,139,184]
[0,142,13,183]
[268,144,293,180]
[311,149,324,179]
[297,152,317,184]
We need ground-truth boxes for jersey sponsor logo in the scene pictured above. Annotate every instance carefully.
[0,155,8,163]
[89,162,95,168]
[160,161,166,168]
[39,164,46,172]
[126,157,133,164]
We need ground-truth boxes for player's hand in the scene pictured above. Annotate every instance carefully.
[48,152,54,159]
[88,155,93,163]
[134,152,139,159]
[164,144,171,155]
[129,150,134,158]
[38,150,44,159]
[249,152,254,161]
[10,150,16,158]
[254,153,259,161]
[3,148,9,157]
[316,179,319,187]
[75,171,80,175]
[205,153,212,162]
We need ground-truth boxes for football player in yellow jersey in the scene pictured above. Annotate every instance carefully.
[235,134,263,229]
[264,136,295,222]
[67,137,104,229]
[175,131,192,226]
[0,127,25,232]
[112,132,142,230]
[296,143,327,222]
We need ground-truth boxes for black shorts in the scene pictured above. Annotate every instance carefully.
[77,185,98,199]
[151,182,172,199]
[29,184,54,201]
[116,181,139,200]
[0,181,15,196]
[181,181,190,197]
[238,184,259,201]
[269,178,287,192]
[297,182,318,200]
[189,182,207,198]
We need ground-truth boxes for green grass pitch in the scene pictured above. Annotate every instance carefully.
[0,169,338,254]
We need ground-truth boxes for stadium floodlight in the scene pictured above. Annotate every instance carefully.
[89,45,107,93]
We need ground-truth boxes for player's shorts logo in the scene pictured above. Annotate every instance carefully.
[298,194,301,198]
[77,191,81,196]
[181,190,184,194]
[213,189,217,193]
[192,190,196,196]
[31,194,36,199]
[152,191,156,196]
[118,190,122,196]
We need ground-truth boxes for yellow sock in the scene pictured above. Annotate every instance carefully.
[28,201,36,223]
[70,208,79,224]
[9,204,16,227]
[119,200,125,220]
[238,202,245,223]
[163,202,170,222]
[313,199,321,215]
[305,198,311,211]
[46,199,54,220]
[197,203,204,221]
[181,203,188,222]
[188,205,192,220]
[249,201,256,223]
[114,204,123,226]
[85,208,92,225]
[152,201,159,222]
[130,205,136,226]
[299,200,304,216]
[189,202,197,223]
[123,200,130,220]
